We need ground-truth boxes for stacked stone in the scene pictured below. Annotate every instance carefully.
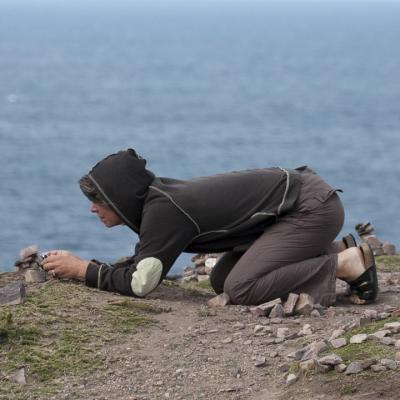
[182,254,221,283]
[355,221,397,256]
[14,245,47,283]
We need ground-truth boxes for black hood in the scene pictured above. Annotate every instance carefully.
[88,149,155,232]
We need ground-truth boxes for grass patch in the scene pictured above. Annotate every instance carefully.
[376,255,400,272]
[0,281,157,400]
[322,317,399,363]
[180,279,214,295]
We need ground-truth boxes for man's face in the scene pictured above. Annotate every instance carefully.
[90,202,122,227]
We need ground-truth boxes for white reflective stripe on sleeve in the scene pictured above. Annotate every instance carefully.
[130,257,163,297]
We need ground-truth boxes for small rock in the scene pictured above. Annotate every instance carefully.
[8,368,27,385]
[276,327,290,339]
[294,293,314,316]
[350,334,368,344]
[395,352,400,362]
[299,359,315,371]
[371,364,387,372]
[370,330,391,339]
[363,309,378,319]
[222,337,233,344]
[231,367,242,378]
[329,329,345,341]
[395,340,400,349]
[330,338,347,349]
[318,354,343,366]
[380,337,395,346]
[300,341,327,361]
[250,298,282,317]
[269,303,285,319]
[360,359,376,369]
[254,357,267,368]
[335,363,347,373]
[207,292,230,308]
[345,362,364,375]
[278,363,290,373]
[286,373,298,386]
[254,325,271,334]
[243,340,252,345]
[299,324,313,336]
[283,293,299,316]
[310,309,321,318]
[269,351,278,358]
[314,360,331,373]
[384,322,400,334]
[378,312,391,320]
[380,359,397,370]
[0,282,26,306]
[19,245,39,261]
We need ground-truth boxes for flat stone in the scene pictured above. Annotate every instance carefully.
[329,329,346,341]
[345,362,364,375]
[250,298,282,317]
[350,334,368,344]
[222,337,233,344]
[286,373,298,386]
[207,292,230,308]
[294,293,314,316]
[0,282,26,306]
[395,340,400,349]
[330,338,347,349]
[269,303,285,319]
[283,293,299,316]
[384,322,400,334]
[335,364,347,373]
[9,367,27,385]
[395,352,400,362]
[370,330,391,339]
[25,269,46,283]
[380,359,397,370]
[318,354,343,366]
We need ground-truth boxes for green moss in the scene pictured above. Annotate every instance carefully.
[376,255,400,272]
[0,281,158,400]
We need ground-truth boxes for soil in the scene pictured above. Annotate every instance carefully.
[1,260,400,400]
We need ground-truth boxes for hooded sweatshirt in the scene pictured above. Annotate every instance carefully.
[84,149,303,297]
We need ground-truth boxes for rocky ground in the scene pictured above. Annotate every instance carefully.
[1,255,400,400]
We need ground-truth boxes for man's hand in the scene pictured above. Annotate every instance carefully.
[41,251,89,281]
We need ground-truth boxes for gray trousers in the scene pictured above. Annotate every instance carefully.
[210,169,345,306]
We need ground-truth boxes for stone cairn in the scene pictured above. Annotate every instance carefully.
[14,245,47,283]
[355,221,397,256]
[181,253,221,283]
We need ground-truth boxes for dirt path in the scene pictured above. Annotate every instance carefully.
[48,272,400,400]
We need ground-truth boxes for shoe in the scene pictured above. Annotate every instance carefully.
[348,243,378,302]
[342,233,357,248]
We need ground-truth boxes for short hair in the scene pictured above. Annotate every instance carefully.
[79,175,107,205]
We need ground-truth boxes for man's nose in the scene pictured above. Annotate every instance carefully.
[90,203,98,213]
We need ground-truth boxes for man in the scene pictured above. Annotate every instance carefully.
[42,149,378,305]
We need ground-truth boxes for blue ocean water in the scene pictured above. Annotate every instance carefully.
[1,0,399,273]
